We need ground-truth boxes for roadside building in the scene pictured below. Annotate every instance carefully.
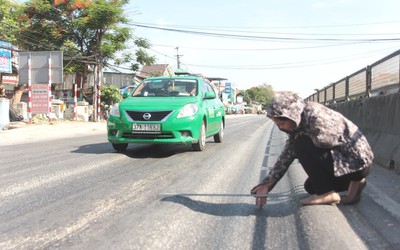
[135,64,174,83]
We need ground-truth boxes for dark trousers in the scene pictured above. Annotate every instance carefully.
[293,135,370,195]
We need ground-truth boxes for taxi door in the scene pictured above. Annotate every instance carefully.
[200,81,221,135]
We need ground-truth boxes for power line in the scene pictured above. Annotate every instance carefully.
[132,20,400,30]
[131,21,400,36]
[130,22,400,43]
[151,42,368,51]
[181,46,400,70]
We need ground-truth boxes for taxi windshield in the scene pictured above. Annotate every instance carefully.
[131,79,198,97]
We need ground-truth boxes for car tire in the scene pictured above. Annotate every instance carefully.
[112,143,128,151]
[213,120,224,143]
[192,121,206,151]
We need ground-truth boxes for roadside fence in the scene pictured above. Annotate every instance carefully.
[305,49,400,104]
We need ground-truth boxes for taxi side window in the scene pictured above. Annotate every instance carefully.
[205,82,215,93]
[201,81,216,98]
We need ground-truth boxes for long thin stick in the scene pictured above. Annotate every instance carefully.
[159,193,294,198]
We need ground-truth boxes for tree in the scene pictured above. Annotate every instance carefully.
[101,85,121,107]
[0,0,25,104]
[12,0,156,120]
[0,0,23,44]
[18,0,155,92]
[243,83,274,109]
[240,90,252,105]
[100,85,121,119]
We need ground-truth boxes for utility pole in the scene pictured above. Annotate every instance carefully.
[175,46,183,69]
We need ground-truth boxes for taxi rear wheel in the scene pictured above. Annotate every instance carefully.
[192,121,206,151]
[112,143,128,151]
[213,120,224,143]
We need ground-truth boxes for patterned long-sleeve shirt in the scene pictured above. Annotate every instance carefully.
[261,93,374,188]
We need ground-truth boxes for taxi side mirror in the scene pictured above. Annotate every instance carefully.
[122,92,130,99]
[204,92,216,99]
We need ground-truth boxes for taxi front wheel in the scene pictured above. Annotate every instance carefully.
[192,121,206,151]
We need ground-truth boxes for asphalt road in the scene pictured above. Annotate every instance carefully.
[0,115,399,249]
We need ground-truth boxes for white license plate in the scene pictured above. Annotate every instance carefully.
[132,123,161,131]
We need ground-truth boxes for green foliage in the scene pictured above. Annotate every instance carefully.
[134,38,151,48]
[18,0,66,51]
[242,83,275,109]
[101,85,122,106]
[240,91,252,105]
[17,0,155,86]
[135,48,156,66]
[0,0,23,44]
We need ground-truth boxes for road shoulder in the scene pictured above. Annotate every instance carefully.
[0,121,107,146]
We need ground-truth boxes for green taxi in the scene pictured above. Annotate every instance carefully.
[107,74,225,151]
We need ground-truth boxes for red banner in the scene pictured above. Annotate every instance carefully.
[32,84,49,114]
[2,75,18,84]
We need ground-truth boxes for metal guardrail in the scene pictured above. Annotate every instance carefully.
[305,49,400,103]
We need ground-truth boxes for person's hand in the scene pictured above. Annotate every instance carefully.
[251,183,270,208]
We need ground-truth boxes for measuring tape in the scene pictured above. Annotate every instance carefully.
[159,193,297,198]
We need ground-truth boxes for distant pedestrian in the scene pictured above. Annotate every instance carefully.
[251,93,374,207]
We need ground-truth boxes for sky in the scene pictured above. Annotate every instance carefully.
[120,0,400,98]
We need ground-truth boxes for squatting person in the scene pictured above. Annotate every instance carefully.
[251,93,374,207]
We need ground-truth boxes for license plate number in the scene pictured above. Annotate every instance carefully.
[132,123,161,131]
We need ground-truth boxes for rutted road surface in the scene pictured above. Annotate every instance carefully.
[0,115,399,249]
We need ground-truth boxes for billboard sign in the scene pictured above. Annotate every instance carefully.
[18,51,63,84]
[225,82,231,93]
[0,41,12,73]
[2,75,18,84]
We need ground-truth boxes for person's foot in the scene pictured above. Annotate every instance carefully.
[299,191,341,206]
[342,178,367,205]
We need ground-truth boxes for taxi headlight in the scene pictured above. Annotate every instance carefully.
[110,103,120,117]
[177,103,198,118]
